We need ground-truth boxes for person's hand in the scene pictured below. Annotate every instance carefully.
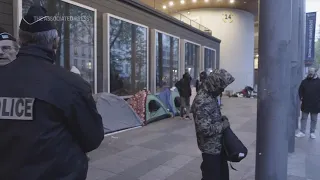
[221,115,230,130]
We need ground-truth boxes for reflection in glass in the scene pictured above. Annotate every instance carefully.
[185,42,200,86]
[109,16,148,96]
[22,0,96,91]
[155,32,179,92]
[204,48,216,75]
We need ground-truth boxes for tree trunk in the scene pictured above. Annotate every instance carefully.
[169,37,174,87]
[110,22,123,48]
[63,3,70,70]
[131,25,137,92]
[158,33,163,88]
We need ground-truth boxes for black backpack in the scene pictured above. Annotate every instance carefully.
[222,127,248,163]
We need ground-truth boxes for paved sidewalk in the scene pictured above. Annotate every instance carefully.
[87,97,320,180]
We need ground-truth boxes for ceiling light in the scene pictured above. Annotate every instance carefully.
[162,5,167,9]
[205,0,209,2]
[244,1,247,3]
[181,0,185,4]
[230,0,235,3]
[169,1,174,6]
[192,0,197,3]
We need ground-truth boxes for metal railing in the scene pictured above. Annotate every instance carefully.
[142,0,212,36]
[173,13,212,36]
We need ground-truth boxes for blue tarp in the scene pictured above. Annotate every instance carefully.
[157,88,176,115]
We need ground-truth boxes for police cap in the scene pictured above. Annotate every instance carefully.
[20,5,56,33]
[0,27,16,42]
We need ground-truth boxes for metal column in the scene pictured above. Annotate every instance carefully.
[288,0,301,153]
[255,0,293,179]
[149,29,157,94]
[297,0,306,128]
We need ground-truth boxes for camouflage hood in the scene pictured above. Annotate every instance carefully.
[201,69,235,94]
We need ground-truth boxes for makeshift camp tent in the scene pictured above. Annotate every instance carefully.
[171,90,181,115]
[128,90,172,125]
[157,88,181,116]
[157,88,175,114]
[94,93,142,134]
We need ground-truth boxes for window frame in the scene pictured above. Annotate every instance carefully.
[202,46,217,72]
[153,29,180,93]
[104,13,149,95]
[16,0,98,94]
[182,39,201,80]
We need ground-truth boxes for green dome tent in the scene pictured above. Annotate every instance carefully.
[128,90,172,125]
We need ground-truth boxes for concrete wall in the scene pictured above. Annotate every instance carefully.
[176,8,255,92]
[0,0,13,34]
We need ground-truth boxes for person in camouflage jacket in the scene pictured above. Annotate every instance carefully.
[191,69,235,180]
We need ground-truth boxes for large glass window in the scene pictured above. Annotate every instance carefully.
[204,48,216,74]
[109,16,148,96]
[22,0,96,92]
[155,32,179,92]
[185,42,200,86]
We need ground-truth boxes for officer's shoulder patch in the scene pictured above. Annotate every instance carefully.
[0,97,35,120]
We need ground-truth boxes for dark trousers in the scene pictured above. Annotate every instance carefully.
[180,97,190,117]
[201,153,229,180]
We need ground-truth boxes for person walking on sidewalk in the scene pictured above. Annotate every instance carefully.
[175,72,192,119]
[296,68,320,139]
[196,71,207,93]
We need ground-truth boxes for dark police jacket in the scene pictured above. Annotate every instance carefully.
[0,45,104,180]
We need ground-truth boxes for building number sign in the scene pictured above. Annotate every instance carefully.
[222,12,234,23]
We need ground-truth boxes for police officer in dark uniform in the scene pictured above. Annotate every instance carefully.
[0,5,104,180]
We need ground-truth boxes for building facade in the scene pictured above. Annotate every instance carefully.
[172,8,255,92]
[4,0,220,95]
[139,0,258,92]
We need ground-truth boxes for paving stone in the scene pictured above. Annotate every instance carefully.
[171,126,197,137]
[91,154,144,174]
[120,151,178,178]
[163,154,195,169]
[99,136,133,152]
[86,167,116,180]
[165,169,202,180]
[126,132,167,146]
[144,118,187,133]
[306,154,320,179]
[106,174,139,180]
[288,153,306,178]
[165,141,202,157]
[88,148,119,163]
[138,133,188,151]
[287,175,307,180]
[179,157,202,174]
[229,163,255,180]
[138,165,177,180]
[116,146,161,160]
[235,119,257,133]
